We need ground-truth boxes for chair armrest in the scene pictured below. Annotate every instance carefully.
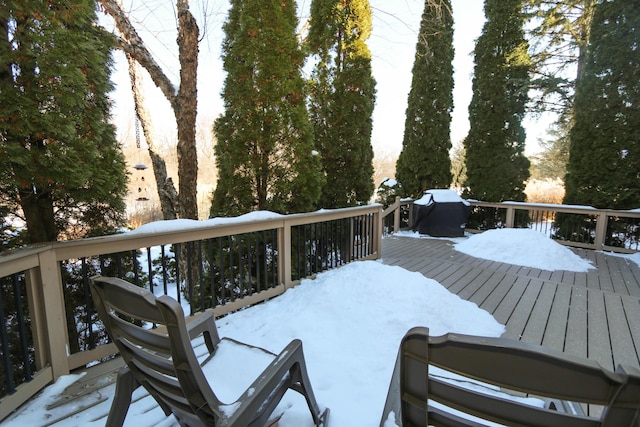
[221,339,324,427]
[186,311,221,354]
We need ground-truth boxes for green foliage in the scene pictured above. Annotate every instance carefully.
[463,0,531,202]
[563,0,640,210]
[0,0,128,246]
[524,0,597,115]
[375,178,401,209]
[395,0,454,198]
[530,113,571,180]
[210,0,323,217]
[308,0,376,208]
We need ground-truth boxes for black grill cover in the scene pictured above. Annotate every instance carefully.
[412,190,471,237]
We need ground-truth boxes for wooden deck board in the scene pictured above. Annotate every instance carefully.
[621,297,640,366]
[520,281,557,346]
[587,289,614,370]
[501,279,543,341]
[541,284,571,353]
[381,235,640,372]
[606,294,640,369]
[564,286,588,358]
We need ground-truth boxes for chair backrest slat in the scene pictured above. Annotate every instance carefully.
[425,333,624,404]
[109,314,171,354]
[383,326,640,427]
[428,377,601,427]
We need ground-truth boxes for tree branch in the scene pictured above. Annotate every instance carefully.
[100,0,179,112]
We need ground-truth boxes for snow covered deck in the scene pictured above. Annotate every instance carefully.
[4,235,640,426]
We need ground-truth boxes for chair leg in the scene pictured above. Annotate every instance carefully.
[106,366,138,427]
[288,349,328,426]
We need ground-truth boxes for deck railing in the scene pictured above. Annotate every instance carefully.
[384,198,640,254]
[0,205,382,420]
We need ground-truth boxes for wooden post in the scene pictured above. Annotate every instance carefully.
[374,205,383,259]
[393,196,401,233]
[36,249,70,379]
[24,268,47,371]
[505,206,515,228]
[279,222,292,289]
[594,210,609,250]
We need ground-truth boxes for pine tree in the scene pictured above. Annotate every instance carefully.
[211,0,323,217]
[563,0,640,210]
[395,0,454,198]
[525,0,596,114]
[308,0,376,208]
[464,0,531,202]
[0,0,128,245]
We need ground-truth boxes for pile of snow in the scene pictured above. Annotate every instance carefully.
[215,261,505,426]
[454,228,594,272]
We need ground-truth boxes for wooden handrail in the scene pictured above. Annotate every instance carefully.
[381,198,640,253]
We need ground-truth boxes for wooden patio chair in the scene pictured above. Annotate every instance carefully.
[90,275,329,427]
[380,326,640,427]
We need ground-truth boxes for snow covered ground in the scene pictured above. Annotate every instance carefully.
[3,228,638,427]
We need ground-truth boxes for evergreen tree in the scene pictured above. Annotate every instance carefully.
[308,0,376,208]
[0,0,128,245]
[464,0,531,202]
[211,0,323,217]
[395,0,454,198]
[525,0,596,114]
[530,112,571,180]
[563,0,640,210]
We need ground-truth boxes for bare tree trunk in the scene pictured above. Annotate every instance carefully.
[100,0,199,220]
[127,55,179,220]
[176,0,199,221]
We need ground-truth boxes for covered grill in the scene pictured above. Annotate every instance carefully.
[412,189,471,237]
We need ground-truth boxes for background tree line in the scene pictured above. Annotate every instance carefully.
[1,0,639,250]
[393,0,638,212]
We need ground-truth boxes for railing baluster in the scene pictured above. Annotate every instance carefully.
[174,243,181,303]
[186,242,193,316]
[208,239,215,308]
[228,235,234,301]
[0,281,15,395]
[218,237,225,304]
[81,260,95,350]
[132,250,140,286]
[161,245,168,295]
[146,247,153,291]
[271,229,277,287]
[12,275,32,381]
[198,240,204,313]
[255,233,262,293]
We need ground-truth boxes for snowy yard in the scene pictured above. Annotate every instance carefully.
[3,228,639,427]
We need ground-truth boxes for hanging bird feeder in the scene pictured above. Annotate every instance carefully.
[133,162,150,202]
